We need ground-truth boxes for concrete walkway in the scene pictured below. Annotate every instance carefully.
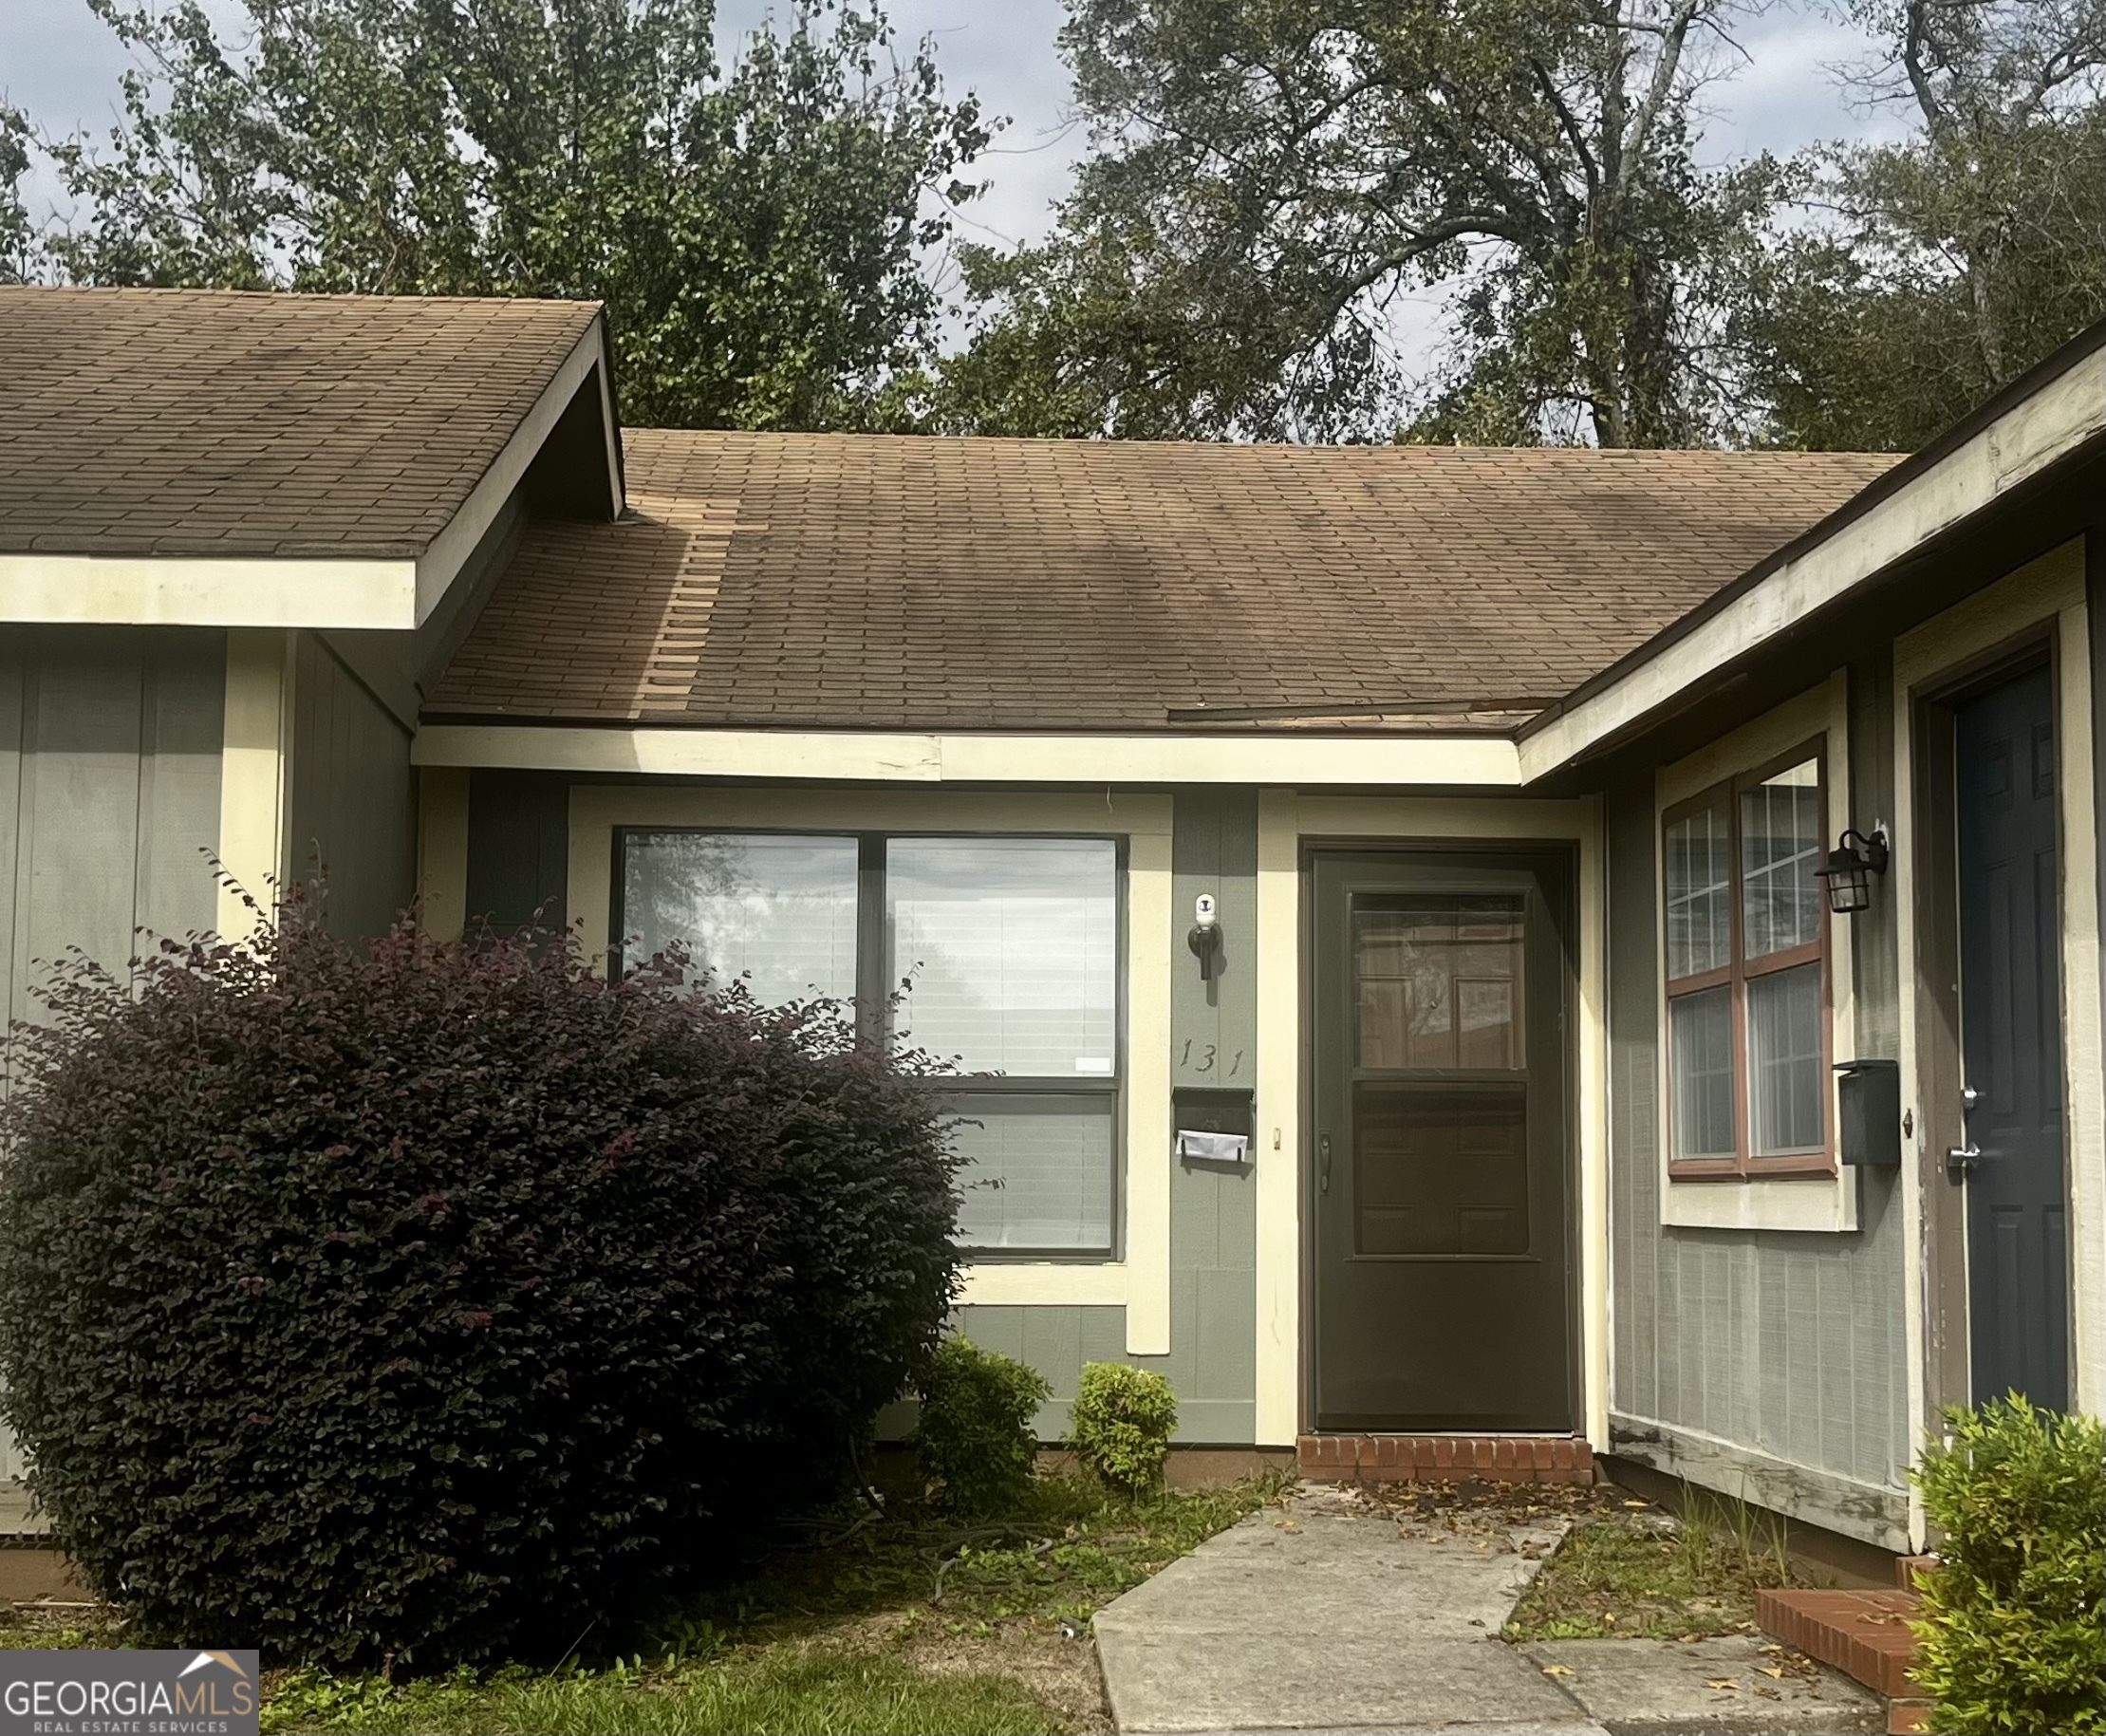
[1091,1487,1881,1734]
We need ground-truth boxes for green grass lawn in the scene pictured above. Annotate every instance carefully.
[0,1471,1289,1736]
[262,1652,1061,1736]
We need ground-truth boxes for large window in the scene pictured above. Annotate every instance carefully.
[1663,748,1832,1175]
[616,830,1121,1253]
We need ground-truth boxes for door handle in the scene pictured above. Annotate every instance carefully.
[1319,1132,1333,1195]
[1946,1143,1981,1181]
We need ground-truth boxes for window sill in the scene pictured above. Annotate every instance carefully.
[957,1260,1127,1308]
[1666,1158,1838,1183]
[1661,1168,1859,1233]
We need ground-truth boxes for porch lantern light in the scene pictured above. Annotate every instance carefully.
[1817,826,1891,915]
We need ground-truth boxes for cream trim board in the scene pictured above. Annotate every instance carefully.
[565,784,1175,1357]
[0,554,417,630]
[1522,345,2106,783]
[216,629,293,939]
[1253,789,1302,1447]
[1892,541,2102,1464]
[959,1263,1129,1308]
[417,767,472,943]
[1251,792,1608,1449]
[1654,672,1862,1233]
[414,723,1523,789]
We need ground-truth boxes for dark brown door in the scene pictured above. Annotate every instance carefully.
[1310,849,1575,1431]
[1955,665,2070,1411]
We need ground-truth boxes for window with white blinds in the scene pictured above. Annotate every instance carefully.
[620,831,859,1002]
[1661,747,1832,1176]
[614,829,1121,1255]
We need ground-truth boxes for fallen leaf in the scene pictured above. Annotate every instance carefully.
[1622,1499,1649,1508]
[1706,1678,1739,1690]
[1542,1664,1574,1677]
[1754,1685,1781,1700]
[1678,1633,1703,1643]
[1760,1667,1785,1679]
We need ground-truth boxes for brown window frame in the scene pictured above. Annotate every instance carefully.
[1663,739,1836,1180]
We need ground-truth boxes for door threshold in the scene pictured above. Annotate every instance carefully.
[1297,1432,1594,1484]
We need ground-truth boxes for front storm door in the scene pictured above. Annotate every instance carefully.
[1311,850,1575,1432]
[1955,665,2070,1412]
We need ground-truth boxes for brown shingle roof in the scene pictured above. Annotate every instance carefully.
[428,430,1901,732]
[0,287,601,558]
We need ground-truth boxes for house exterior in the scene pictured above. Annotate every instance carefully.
[1,285,2098,1561]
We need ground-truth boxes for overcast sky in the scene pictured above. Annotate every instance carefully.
[4,1,1919,244]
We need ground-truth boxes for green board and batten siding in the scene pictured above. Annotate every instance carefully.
[287,635,418,942]
[0,628,225,1023]
[462,777,1263,1442]
[464,768,571,936]
[1606,658,1911,1547]
[0,626,227,1485]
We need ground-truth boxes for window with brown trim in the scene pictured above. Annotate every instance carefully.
[1664,743,1834,1177]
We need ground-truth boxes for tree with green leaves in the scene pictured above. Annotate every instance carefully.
[933,0,1772,446]
[1,105,32,285]
[1740,0,2106,450]
[31,0,991,431]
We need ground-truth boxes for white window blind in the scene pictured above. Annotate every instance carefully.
[615,829,1121,1254]
[620,832,859,1004]
[885,839,1117,1075]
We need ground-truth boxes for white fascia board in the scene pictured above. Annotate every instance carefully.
[0,552,418,627]
[1519,345,2106,784]
[0,317,615,632]
[410,317,616,625]
[410,723,1524,787]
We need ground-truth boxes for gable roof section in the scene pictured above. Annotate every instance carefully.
[1519,318,2106,779]
[429,433,1897,733]
[0,287,617,628]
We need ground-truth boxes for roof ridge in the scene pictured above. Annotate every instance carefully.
[617,426,1898,462]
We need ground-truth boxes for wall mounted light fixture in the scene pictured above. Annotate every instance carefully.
[1188,892,1222,981]
[1817,824,1892,915]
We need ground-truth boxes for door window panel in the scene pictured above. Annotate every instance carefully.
[1354,899,1524,1071]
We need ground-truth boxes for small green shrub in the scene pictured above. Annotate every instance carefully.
[1068,1362,1177,1500]
[914,1336,1051,1515]
[1910,1395,2105,1735]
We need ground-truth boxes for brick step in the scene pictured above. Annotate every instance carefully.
[1296,1432,1593,1484]
[1758,1587,1929,1732]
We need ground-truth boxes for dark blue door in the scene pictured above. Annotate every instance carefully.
[1955,664,2070,1412]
